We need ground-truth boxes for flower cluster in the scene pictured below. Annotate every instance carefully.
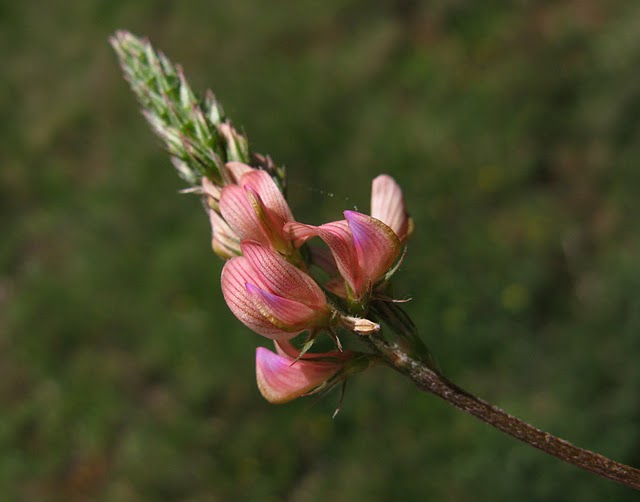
[204,162,411,403]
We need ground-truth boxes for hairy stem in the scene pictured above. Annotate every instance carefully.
[367,335,640,491]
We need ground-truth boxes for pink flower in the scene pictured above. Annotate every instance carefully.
[286,211,401,301]
[255,340,349,403]
[219,167,295,255]
[371,174,411,242]
[284,174,409,302]
[221,240,330,339]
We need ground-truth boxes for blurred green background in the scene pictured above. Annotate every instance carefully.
[3,1,640,500]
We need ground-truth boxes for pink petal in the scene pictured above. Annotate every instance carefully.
[222,241,330,339]
[225,161,255,184]
[221,256,295,339]
[284,221,322,248]
[371,174,409,240]
[246,283,322,333]
[240,240,327,310]
[241,185,292,253]
[219,184,268,244]
[220,171,295,253]
[345,211,401,286]
[255,347,342,404]
[239,170,294,228]
[285,221,362,296]
[274,339,300,358]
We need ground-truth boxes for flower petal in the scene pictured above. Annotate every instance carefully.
[371,174,409,240]
[246,283,323,333]
[285,220,362,296]
[274,339,300,359]
[255,347,342,404]
[240,240,327,310]
[225,161,255,184]
[239,170,294,227]
[220,171,295,253]
[222,241,331,339]
[284,221,320,248]
[221,256,293,339]
[345,210,401,286]
[220,184,268,244]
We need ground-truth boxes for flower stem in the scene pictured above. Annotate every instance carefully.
[367,334,640,491]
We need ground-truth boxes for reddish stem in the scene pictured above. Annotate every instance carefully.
[369,336,640,491]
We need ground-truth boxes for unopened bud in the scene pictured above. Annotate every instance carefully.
[218,122,249,164]
[201,176,221,206]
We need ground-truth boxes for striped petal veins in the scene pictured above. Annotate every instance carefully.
[221,240,330,339]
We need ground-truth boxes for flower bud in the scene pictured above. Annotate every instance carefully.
[218,122,250,164]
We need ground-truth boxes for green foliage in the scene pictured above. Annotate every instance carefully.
[2,1,640,500]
